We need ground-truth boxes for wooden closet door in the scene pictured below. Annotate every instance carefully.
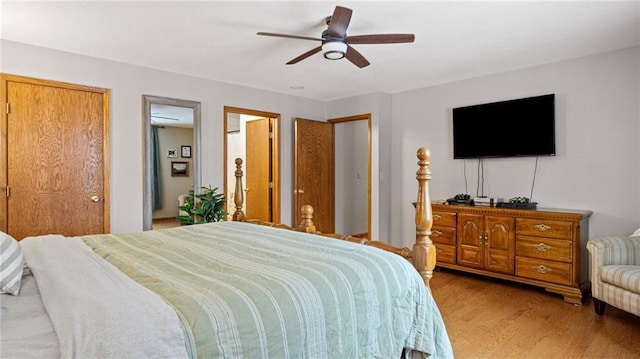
[2,75,109,240]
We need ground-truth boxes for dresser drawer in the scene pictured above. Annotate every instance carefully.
[516,257,572,286]
[434,244,456,264]
[431,226,456,245]
[432,211,456,227]
[516,236,572,263]
[516,218,573,240]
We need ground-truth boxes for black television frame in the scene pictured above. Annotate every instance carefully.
[452,94,556,159]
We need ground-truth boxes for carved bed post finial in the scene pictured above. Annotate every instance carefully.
[298,205,316,233]
[413,147,436,289]
[232,158,246,221]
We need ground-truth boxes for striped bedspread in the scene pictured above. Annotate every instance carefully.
[81,221,452,358]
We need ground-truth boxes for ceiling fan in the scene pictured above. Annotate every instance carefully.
[257,5,415,68]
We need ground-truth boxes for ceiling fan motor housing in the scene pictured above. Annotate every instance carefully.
[321,29,347,60]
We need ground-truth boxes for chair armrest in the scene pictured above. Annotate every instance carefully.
[587,236,640,267]
[587,236,640,299]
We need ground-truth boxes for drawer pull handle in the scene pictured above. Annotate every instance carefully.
[534,224,552,232]
[432,230,442,237]
[535,243,551,252]
[436,248,443,254]
[433,214,442,221]
[534,265,552,274]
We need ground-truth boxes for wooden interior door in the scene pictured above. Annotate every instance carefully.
[294,118,334,233]
[1,75,109,240]
[245,118,271,221]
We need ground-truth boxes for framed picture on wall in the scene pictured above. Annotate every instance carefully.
[167,149,178,158]
[181,145,192,158]
[171,161,189,177]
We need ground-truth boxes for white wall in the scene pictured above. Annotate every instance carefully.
[390,46,640,248]
[1,40,326,232]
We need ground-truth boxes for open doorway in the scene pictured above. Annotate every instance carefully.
[224,106,280,223]
[294,114,371,237]
[331,116,370,238]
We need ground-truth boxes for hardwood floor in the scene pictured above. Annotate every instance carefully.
[430,268,640,358]
[152,217,180,229]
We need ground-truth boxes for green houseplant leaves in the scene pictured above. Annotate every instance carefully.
[177,186,227,225]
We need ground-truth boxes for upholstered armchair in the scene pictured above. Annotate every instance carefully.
[177,194,189,217]
[586,236,640,316]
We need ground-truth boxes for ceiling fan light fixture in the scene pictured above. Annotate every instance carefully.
[322,41,347,60]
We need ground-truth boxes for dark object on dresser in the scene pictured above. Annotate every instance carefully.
[498,202,538,210]
[498,196,537,209]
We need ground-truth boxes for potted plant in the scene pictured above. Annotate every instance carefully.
[177,186,227,225]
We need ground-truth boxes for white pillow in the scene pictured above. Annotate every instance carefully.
[0,231,24,295]
[631,227,640,237]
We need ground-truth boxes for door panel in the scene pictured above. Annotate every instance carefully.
[3,76,109,240]
[457,213,483,268]
[246,118,271,221]
[485,216,515,274]
[294,118,334,233]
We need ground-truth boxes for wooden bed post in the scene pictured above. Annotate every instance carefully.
[297,205,317,233]
[413,147,436,289]
[232,158,246,221]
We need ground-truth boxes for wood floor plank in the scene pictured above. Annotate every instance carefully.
[430,268,640,358]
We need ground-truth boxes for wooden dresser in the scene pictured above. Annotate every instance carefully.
[430,203,592,304]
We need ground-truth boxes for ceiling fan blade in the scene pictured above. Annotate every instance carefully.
[286,46,322,65]
[347,34,415,44]
[257,32,323,42]
[327,6,352,38]
[345,45,370,68]
[151,116,179,121]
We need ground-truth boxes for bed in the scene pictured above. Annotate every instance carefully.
[1,147,452,358]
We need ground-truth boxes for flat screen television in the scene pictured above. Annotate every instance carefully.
[452,94,556,159]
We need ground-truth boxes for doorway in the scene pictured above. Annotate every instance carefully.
[143,95,201,231]
[330,115,370,238]
[223,106,280,223]
[294,114,371,237]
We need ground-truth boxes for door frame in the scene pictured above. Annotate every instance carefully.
[223,106,280,223]
[143,95,201,230]
[0,73,111,233]
[328,114,371,239]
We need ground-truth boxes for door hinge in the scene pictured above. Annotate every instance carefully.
[269,131,273,139]
[5,103,10,115]
[269,182,273,188]
[6,186,10,198]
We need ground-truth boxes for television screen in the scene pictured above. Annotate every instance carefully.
[452,94,556,159]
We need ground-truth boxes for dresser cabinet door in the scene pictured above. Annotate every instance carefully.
[457,213,484,269]
[485,216,515,274]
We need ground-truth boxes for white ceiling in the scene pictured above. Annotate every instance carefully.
[2,1,639,101]
[150,104,194,127]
